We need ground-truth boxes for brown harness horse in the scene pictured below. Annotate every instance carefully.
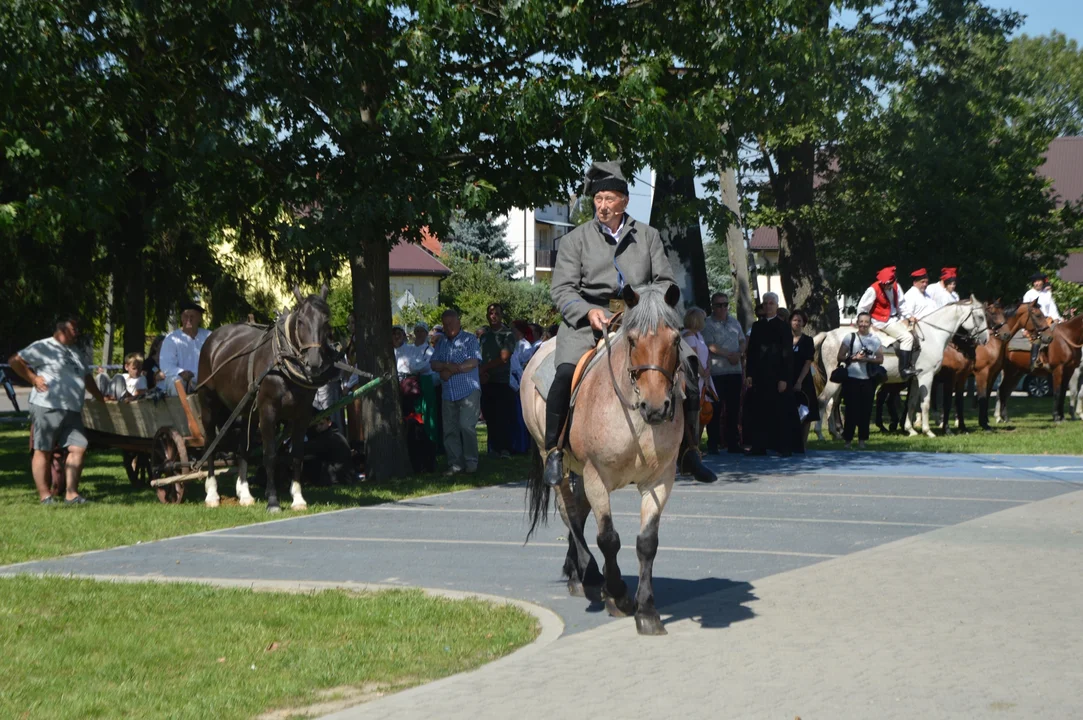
[938,301,1043,432]
[997,313,1083,423]
[197,286,335,512]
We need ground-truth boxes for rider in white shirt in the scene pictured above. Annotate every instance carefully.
[1022,272,1061,321]
[159,301,212,395]
[927,267,960,309]
[902,268,938,320]
[856,266,916,377]
[1022,272,1061,370]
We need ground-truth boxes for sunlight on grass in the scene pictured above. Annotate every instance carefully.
[0,576,538,720]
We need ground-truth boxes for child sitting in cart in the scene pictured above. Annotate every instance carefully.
[101,353,148,402]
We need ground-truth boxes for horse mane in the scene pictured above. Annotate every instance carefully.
[624,284,683,334]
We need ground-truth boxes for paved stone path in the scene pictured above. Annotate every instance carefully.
[3,451,1082,717]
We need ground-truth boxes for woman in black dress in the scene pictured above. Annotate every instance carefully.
[790,309,819,452]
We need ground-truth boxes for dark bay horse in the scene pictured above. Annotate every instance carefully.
[197,286,334,512]
[522,284,686,636]
[996,314,1083,423]
[937,301,1042,432]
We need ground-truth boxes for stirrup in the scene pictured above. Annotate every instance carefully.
[542,448,565,488]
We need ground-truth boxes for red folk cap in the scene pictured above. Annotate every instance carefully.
[940,267,957,280]
[910,268,928,279]
[876,266,896,284]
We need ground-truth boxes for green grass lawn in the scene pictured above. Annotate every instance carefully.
[0,575,538,720]
[802,395,1083,455]
[0,423,530,566]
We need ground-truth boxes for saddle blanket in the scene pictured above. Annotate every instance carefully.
[531,334,617,404]
[1008,329,1041,353]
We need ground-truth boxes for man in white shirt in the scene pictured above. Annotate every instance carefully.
[927,267,960,308]
[160,301,212,395]
[1022,272,1061,370]
[1023,272,1061,322]
[903,268,938,320]
[856,266,916,377]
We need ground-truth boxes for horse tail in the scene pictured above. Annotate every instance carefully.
[812,332,829,396]
[525,439,549,541]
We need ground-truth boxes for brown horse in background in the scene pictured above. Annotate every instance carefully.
[197,286,334,512]
[996,313,1083,423]
[938,301,1043,432]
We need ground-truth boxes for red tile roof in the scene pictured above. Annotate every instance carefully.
[749,227,779,251]
[420,227,443,256]
[389,241,451,276]
[1039,136,1083,208]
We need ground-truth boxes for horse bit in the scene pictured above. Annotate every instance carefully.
[603,316,682,421]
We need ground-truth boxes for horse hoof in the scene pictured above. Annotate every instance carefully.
[605,594,636,618]
[635,613,667,636]
[267,505,281,514]
[205,499,220,508]
[925,431,936,439]
[291,503,308,511]
[583,584,604,604]
[239,498,255,507]
[566,579,585,597]
[908,430,919,437]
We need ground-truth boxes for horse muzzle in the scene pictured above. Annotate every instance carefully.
[639,398,673,426]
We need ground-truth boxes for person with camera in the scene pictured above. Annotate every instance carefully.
[837,311,884,450]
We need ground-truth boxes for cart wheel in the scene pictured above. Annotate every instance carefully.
[150,428,188,504]
[123,451,151,488]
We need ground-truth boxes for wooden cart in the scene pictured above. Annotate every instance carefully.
[82,382,207,503]
[82,376,386,504]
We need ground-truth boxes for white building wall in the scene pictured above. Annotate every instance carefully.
[501,207,536,280]
[390,275,441,314]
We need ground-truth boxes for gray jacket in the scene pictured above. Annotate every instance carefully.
[551,216,676,328]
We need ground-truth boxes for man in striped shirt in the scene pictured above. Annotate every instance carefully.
[430,308,483,475]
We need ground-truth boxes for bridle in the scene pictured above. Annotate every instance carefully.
[917,302,988,344]
[604,313,682,421]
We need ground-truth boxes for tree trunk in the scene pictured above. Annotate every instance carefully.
[351,237,410,480]
[101,274,115,366]
[772,140,839,332]
[119,211,148,355]
[650,167,710,310]
[718,163,756,330]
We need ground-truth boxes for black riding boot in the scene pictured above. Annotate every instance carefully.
[679,393,718,483]
[543,363,575,487]
[896,349,917,378]
[1030,344,1041,372]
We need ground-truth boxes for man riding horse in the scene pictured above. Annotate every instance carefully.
[856,266,917,378]
[543,161,715,487]
[1023,272,1062,370]
[928,267,960,308]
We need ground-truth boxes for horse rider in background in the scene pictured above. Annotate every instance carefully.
[160,300,212,395]
[927,267,960,308]
[545,160,716,487]
[903,268,939,320]
[1023,272,1062,370]
[857,266,917,378]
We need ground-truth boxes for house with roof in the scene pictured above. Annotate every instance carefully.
[1042,136,1083,284]
[497,200,577,282]
[389,240,451,313]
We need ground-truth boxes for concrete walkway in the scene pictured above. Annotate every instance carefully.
[3,450,1082,717]
[326,487,1083,719]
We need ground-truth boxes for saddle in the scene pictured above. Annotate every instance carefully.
[867,327,920,356]
[531,330,621,405]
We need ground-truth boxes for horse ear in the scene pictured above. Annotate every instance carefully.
[622,285,640,308]
[664,284,681,308]
[319,283,329,300]
[292,285,303,303]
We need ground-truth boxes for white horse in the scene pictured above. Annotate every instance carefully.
[814,299,989,439]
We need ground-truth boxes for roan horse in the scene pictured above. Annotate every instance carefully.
[522,284,687,636]
[197,286,334,512]
[937,301,1044,433]
[996,313,1083,423]
[815,299,989,439]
